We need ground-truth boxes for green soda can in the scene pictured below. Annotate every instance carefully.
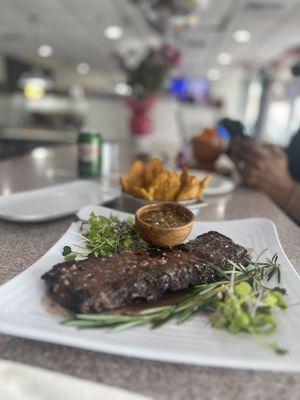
[77,129,102,178]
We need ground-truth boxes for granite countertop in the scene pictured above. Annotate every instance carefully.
[1,146,300,400]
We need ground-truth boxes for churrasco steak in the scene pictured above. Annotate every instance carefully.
[41,231,248,314]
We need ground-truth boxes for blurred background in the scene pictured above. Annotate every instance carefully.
[0,0,299,162]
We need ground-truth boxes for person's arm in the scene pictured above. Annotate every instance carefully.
[286,129,300,182]
[284,183,300,223]
[230,139,300,223]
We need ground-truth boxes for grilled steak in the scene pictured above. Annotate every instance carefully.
[42,231,248,313]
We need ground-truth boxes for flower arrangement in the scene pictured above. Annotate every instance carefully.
[116,40,181,100]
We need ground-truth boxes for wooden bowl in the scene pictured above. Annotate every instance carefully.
[135,203,195,248]
[191,135,224,169]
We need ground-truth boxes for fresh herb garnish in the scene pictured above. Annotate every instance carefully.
[62,246,72,256]
[63,252,288,354]
[63,213,146,260]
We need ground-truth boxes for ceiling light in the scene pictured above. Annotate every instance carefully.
[104,26,123,40]
[217,52,232,66]
[233,30,251,43]
[38,44,53,58]
[24,84,45,100]
[32,148,49,160]
[76,63,90,75]
[115,83,132,96]
[19,72,53,100]
[206,68,220,81]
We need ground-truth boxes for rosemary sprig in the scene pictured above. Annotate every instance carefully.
[62,253,288,354]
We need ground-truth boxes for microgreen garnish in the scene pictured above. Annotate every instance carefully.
[62,213,146,260]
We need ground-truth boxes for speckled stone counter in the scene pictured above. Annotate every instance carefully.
[0,146,300,400]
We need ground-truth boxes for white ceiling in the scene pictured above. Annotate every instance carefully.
[0,0,300,77]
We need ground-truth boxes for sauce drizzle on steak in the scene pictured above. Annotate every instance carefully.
[41,231,248,313]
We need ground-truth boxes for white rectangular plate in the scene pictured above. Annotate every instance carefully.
[0,360,152,400]
[1,206,300,372]
[0,181,120,222]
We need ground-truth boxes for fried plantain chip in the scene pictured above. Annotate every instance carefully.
[120,175,129,193]
[180,166,189,188]
[144,158,164,188]
[176,183,200,201]
[176,174,210,201]
[198,175,211,197]
[152,171,181,201]
[121,158,210,202]
[127,185,153,200]
[127,160,145,188]
[176,166,190,199]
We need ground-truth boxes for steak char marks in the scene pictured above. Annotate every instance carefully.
[42,231,248,313]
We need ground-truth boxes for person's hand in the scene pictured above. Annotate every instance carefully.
[230,138,295,207]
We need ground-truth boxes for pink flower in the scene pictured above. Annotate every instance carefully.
[161,43,181,66]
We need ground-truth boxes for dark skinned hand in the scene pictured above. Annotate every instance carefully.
[230,138,295,208]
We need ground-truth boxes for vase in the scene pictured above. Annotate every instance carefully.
[127,95,157,137]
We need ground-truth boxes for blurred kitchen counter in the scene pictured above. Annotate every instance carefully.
[0,143,135,194]
[0,127,77,143]
[0,144,300,400]
[0,127,77,159]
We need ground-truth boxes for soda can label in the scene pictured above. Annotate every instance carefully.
[77,130,102,177]
[78,142,100,163]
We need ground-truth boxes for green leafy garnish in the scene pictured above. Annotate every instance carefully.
[210,283,287,334]
[62,246,72,256]
[62,213,146,261]
[63,252,288,354]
